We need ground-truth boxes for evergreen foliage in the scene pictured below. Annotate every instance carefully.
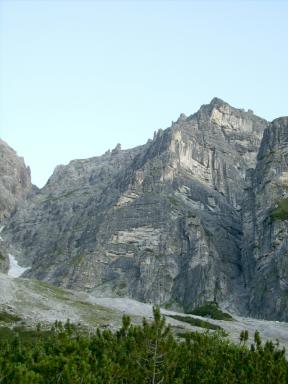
[0,307,287,383]
[270,198,288,221]
[188,301,234,321]
[167,314,223,330]
[0,311,21,323]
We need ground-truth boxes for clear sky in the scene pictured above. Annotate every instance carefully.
[0,0,287,187]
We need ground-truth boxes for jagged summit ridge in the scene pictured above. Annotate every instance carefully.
[1,99,288,321]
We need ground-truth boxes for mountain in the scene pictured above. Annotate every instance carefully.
[1,98,288,321]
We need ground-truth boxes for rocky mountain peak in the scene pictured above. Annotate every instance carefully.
[272,116,288,128]
[209,97,229,107]
[112,143,122,155]
[195,98,267,136]
[176,113,187,123]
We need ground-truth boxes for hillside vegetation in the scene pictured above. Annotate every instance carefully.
[188,301,234,321]
[0,308,287,384]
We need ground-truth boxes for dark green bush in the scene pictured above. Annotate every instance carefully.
[167,314,223,330]
[0,310,21,323]
[270,198,288,221]
[188,301,234,320]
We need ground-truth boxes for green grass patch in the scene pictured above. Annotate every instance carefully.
[270,198,288,221]
[168,196,179,206]
[167,314,223,331]
[29,279,71,301]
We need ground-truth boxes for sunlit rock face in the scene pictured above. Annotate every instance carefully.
[4,98,287,320]
[242,117,288,321]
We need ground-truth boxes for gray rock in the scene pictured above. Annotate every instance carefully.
[242,117,288,320]
[0,139,32,272]
[0,139,32,221]
[0,244,9,273]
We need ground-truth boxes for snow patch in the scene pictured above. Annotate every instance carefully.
[8,254,30,278]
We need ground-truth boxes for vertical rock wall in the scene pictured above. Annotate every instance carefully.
[242,117,288,320]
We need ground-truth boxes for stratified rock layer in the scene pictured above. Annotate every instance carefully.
[2,98,273,316]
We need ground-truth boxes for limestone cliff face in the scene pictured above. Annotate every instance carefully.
[242,117,288,320]
[2,98,271,315]
[0,139,32,272]
[0,139,32,221]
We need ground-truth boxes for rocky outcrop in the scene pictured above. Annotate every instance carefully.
[242,117,288,321]
[0,244,9,273]
[2,98,271,315]
[0,139,32,272]
[0,139,32,221]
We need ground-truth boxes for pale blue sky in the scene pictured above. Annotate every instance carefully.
[1,0,287,187]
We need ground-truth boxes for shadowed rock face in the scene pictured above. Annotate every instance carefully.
[0,244,9,274]
[0,139,32,221]
[0,139,32,272]
[4,98,287,320]
[242,117,288,321]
